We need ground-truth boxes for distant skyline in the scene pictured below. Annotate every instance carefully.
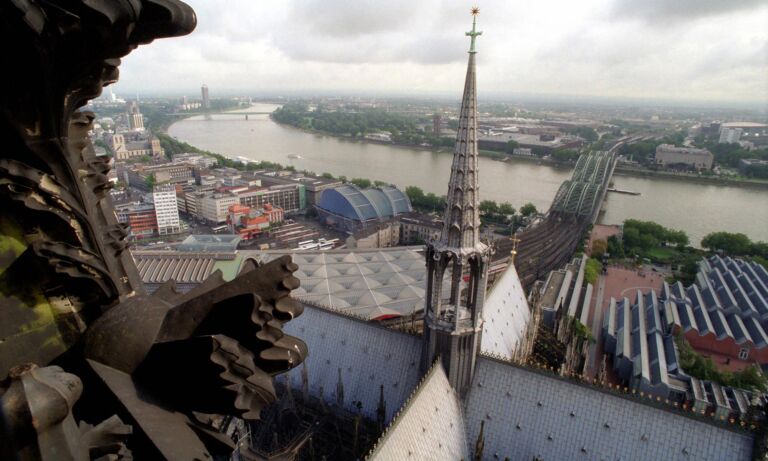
[116,0,767,108]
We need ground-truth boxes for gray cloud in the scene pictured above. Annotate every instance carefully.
[270,0,473,64]
[113,0,767,105]
[288,0,414,37]
[609,0,767,23]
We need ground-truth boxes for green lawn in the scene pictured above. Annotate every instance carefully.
[644,247,676,262]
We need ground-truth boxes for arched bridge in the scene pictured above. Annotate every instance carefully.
[493,141,624,290]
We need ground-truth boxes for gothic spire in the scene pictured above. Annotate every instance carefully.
[422,8,490,398]
[440,8,484,254]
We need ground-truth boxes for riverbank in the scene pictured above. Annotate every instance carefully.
[613,165,768,190]
[268,116,579,170]
[269,115,768,190]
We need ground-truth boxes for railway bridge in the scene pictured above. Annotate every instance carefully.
[492,141,624,290]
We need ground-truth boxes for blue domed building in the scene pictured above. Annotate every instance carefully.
[315,184,412,233]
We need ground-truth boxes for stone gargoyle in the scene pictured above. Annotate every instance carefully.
[0,1,307,459]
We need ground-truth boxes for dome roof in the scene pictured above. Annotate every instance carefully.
[317,184,412,222]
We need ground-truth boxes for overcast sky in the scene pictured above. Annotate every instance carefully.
[116,0,768,107]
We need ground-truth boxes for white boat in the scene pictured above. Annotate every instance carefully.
[287,154,303,159]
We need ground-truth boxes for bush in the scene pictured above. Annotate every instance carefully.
[676,334,768,392]
[583,258,601,285]
[591,239,607,259]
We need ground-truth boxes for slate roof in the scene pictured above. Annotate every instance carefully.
[664,256,768,349]
[464,356,752,461]
[280,305,423,423]
[367,363,468,461]
[481,263,531,359]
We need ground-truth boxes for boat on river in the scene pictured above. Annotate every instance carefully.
[607,187,640,196]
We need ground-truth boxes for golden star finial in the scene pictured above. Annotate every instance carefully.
[471,7,480,16]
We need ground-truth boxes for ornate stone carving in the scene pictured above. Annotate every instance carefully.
[0,1,307,459]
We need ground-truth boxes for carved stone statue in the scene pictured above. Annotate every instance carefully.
[0,1,307,459]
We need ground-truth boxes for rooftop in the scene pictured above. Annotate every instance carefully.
[176,234,242,252]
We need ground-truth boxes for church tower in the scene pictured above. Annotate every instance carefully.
[422,9,490,397]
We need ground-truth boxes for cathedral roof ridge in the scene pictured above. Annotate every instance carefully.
[364,359,446,460]
[298,299,420,337]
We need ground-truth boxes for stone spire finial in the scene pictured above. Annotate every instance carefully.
[422,10,491,397]
[439,10,485,255]
[467,7,482,53]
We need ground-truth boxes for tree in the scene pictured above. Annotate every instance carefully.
[732,365,768,392]
[622,219,689,250]
[551,149,580,163]
[498,202,515,216]
[350,178,371,189]
[145,173,156,191]
[606,235,625,259]
[321,172,335,179]
[479,200,499,215]
[506,140,519,151]
[405,186,444,213]
[405,186,425,204]
[520,203,537,217]
[701,232,753,255]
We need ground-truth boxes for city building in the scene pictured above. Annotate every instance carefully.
[663,256,768,366]
[127,101,145,131]
[739,158,768,176]
[171,153,217,168]
[201,83,210,109]
[477,131,583,154]
[315,184,412,233]
[719,127,743,144]
[537,255,590,328]
[226,203,284,240]
[399,212,442,244]
[115,202,157,238]
[720,122,768,146]
[125,162,195,191]
[199,191,239,223]
[237,184,304,213]
[152,184,181,235]
[345,220,401,249]
[603,294,762,420]
[249,170,340,206]
[655,144,713,170]
[108,133,163,160]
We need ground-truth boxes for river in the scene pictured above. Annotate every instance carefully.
[168,103,768,245]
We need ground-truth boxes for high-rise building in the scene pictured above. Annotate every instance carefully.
[152,183,181,235]
[421,13,489,397]
[432,113,442,135]
[126,100,144,131]
[201,83,210,109]
[719,127,743,144]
